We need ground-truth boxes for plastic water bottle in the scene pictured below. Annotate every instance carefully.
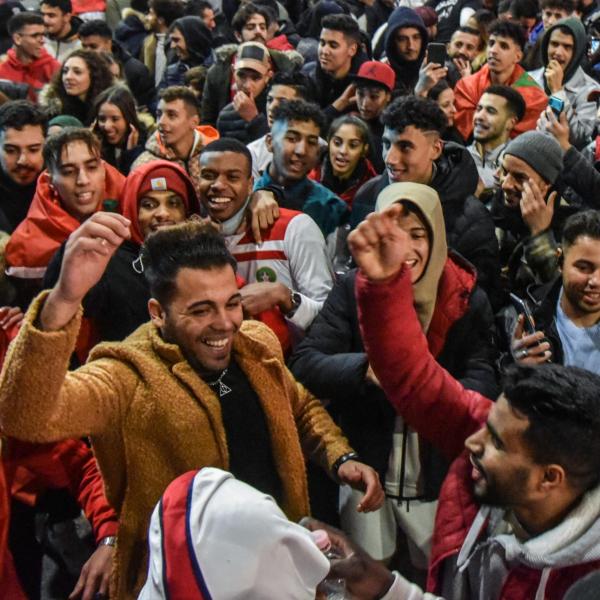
[311,529,347,600]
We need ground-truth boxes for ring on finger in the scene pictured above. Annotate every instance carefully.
[518,349,529,359]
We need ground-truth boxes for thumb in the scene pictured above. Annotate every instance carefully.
[513,313,524,340]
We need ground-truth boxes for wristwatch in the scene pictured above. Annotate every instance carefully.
[287,289,302,317]
[98,536,117,547]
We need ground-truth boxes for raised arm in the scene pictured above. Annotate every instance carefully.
[348,206,492,462]
[0,213,133,442]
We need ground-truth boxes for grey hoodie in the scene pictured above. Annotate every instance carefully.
[528,17,598,150]
[447,483,600,599]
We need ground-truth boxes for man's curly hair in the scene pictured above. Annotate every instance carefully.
[270,99,325,135]
[380,95,447,135]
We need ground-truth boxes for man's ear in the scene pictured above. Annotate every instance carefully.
[516,48,524,64]
[557,247,564,271]
[506,115,518,134]
[432,136,444,160]
[539,463,566,494]
[265,132,273,153]
[234,31,242,42]
[349,41,358,58]
[148,298,166,329]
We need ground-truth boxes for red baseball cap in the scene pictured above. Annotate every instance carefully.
[352,61,396,93]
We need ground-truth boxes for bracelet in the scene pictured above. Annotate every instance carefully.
[98,536,117,547]
[332,452,360,475]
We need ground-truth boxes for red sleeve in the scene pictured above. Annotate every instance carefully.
[355,267,492,462]
[454,76,477,141]
[53,440,119,542]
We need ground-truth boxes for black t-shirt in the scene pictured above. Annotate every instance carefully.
[210,358,283,503]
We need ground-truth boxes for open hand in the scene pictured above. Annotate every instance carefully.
[69,544,114,600]
[520,180,556,236]
[126,124,139,150]
[248,189,280,243]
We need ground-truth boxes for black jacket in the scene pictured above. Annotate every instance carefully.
[0,165,36,233]
[497,277,565,368]
[289,267,498,493]
[216,96,269,144]
[112,42,156,109]
[114,12,147,60]
[303,48,368,124]
[384,7,428,95]
[45,241,150,342]
[350,142,501,304]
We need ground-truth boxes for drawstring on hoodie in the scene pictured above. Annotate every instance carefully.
[534,567,551,600]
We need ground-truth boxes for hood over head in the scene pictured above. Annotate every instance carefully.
[376,182,447,331]
[139,468,330,600]
[384,7,428,70]
[171,16,213,66]
[120,160,199,245]
[5,162,125,275]
[541,17,587,85]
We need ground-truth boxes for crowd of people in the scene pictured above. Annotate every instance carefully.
[1,0,600,598]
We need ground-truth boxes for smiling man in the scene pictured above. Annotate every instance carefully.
[455,20,548,139]
[506,210,600,376]
[345,205,600,599]
[5,127,125,286]
[467,85,525,193]
[0,217,383,599]
[0,12,60,102]
[350,95,500,304]
[199,138,334,335]
[489,130,571,297]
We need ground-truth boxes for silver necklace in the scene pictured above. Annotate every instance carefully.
[207,369,231,398]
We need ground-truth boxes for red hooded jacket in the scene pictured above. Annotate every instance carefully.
[0,48,60,102]
[5,162,125,279]
[356,266,600,599]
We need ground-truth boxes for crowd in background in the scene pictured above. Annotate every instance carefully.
[2,0,600,597]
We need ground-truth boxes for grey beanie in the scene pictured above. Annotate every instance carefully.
[504,131,564,184]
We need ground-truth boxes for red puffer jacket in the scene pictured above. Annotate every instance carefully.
[356,266,600,599]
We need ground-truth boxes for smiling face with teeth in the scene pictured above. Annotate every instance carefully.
[198,150,253,223]
[149,264,243,375]
[50,140,106,222]
[561,235,600,325]
[395,203,431,283]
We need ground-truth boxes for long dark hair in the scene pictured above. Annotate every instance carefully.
[92,84,143,149]
[51,49,115,125]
